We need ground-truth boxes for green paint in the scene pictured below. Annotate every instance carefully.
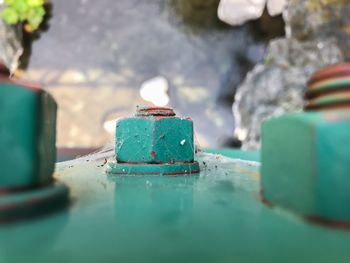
[0,82,56,188]
[262,110,350,221]
[106,160,200,175]
[0,80,69,221]
[116,117,195,163]
[110,107,199,175]
[153,117,194,162]
[116,117,154,162]
[0,182,69,221]
[1,150,350,263]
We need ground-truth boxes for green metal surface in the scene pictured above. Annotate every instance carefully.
[262,111,350,220]
[109,107,199,175]
[116,117,195,163]
[106,161,200,175]
[0,82,56,188]
[262,63,350,222]
[1,149,350,263]
[0,78,69,222]
[0,182,69,222]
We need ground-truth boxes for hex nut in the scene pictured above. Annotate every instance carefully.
[116,116,195,163]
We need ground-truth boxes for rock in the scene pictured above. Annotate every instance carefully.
[170,0,227,30]
[218,0,288,26]
[232,0,350,149]
[233,38,343,150]
[0,6,23,73]
[267,0,288,16]
[218,0,266,26]
[284,0,350,59]
[140,76,169,107]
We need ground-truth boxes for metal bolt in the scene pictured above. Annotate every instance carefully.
[0,73,69,221]
[135,106,176,117]
[107,106,200,175]
[262,63,350,223]
[305,63,350,110]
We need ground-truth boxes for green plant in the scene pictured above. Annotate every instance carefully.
[1,0,46,32]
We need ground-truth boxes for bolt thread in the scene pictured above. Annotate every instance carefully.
[304,63,350,111]
[135,106,176,116]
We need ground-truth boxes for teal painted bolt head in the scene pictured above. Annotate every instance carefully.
[0,67,69,222]
[261,63,350,223]
[0,74,57,189]
[107,106,200,175]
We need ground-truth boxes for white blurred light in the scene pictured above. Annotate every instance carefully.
[104,118,120,135]
[235,128,248,141]
[140,76,170,107]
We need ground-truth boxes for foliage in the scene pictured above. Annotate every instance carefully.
[1,0,46,32]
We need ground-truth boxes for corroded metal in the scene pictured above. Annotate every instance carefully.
[135,106,176,117]
[305,63,350,110]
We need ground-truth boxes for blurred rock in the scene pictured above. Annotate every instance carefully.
[218,0,287,26]
[267,0,288,16]
[20,0,275,148]
[140,76,169,107]
[218,0,265,26]
[0,7,23,73]
[285,0,350,59]
[170,0,227,31]
[233,38,343,150]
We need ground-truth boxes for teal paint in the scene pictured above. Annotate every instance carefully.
[1,150,350,263]
[262,63,350,222]
[108,107,199,175]
[0,75,68,221]
[0,182,69,222]
[106,161,200,175]
[0,82,56,188]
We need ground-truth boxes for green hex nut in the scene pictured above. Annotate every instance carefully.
[107,107,200,175]
[261,63,350,222]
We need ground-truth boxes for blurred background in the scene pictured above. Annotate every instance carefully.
[2,0,348,159]
[1,0,284,156]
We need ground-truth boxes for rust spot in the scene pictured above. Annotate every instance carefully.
[307,66,350,87]
[110,170,200,175]
[151,151,156,158]
[305,101,350,111]
[0,185,34,195]
[305,63,350,110]
[136,106,175,117]
[306,216,350,231]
